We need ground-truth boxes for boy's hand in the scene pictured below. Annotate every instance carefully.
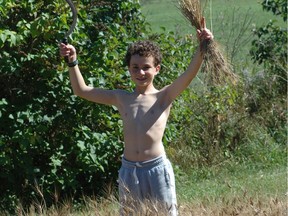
[196,17,214,42]
[59,43,77,63]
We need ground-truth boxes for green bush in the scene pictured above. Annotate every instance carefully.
[167,0,286,172]
[250,0,287,95]
[248,0,287,142]
[0,0,150,212]
[0,0,197,212]
[168,84,246,166]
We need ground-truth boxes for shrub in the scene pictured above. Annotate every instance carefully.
[0,0,197,212]
[250,0,287,95]
[0,0,150,212]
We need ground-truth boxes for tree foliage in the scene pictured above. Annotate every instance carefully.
[0,0,150,212]
[245,0,287,144]
[0,0,195,212]
[262,0,287,21]
[250,0,287,95]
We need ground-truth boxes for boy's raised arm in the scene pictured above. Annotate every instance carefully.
[165,17,213,103]
[59,43,119,106]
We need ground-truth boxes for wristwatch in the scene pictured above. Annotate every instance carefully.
[67,59,78,67]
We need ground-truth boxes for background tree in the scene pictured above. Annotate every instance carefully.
[0,0,194,212]
[0,0,150,212]
[248,0,287,141]
[250,0,287,95]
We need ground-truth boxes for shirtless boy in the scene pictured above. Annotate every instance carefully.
[60,17,213,215]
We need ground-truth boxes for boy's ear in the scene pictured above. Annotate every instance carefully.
[156,65,161,73]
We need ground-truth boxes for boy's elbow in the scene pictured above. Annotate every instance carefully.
[73,87,92,101]
[72,88,84,98]
[71,85,95,101]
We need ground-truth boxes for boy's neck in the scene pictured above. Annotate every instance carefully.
[134,85,158,95]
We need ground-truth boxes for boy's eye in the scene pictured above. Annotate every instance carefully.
[143,66,151,70]
[131,65,152,71]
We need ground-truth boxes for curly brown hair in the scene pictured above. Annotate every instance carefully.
[124,40,162,67]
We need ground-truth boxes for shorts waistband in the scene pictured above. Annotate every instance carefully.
[121,154,167,169]
[121,154,167,185]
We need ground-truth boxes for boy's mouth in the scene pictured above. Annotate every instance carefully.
[136,77,147,81]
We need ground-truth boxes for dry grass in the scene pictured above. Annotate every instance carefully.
[179,195,286,216]
[178,0,203,30]
[178,0,239,85]
[11,192,287,216]
[4,180,287,215]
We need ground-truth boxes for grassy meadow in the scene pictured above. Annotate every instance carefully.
[140,0,285,69]
[140,0,280,33]
[13,165,287,215]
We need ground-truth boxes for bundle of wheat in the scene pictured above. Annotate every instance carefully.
[179,0,238,85]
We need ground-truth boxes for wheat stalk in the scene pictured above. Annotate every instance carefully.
[179,0,238,85]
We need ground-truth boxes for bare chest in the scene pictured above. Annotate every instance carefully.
[119,94,170,129]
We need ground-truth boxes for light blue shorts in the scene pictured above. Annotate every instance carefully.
[118,154,177,215]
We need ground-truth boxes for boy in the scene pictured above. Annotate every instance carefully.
[60,17,213,215]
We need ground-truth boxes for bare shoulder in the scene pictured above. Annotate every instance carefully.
[114,89,132,99]
[113,89,134,105]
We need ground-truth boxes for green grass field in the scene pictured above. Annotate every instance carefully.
[140,0,285,69]
[176,163,286,202]
[140,0,281,34]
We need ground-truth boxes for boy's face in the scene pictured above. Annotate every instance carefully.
[128,54,160,87]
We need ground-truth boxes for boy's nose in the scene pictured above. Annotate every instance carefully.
[139,69,145,75]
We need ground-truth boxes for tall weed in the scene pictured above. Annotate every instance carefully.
[8,192,286,216]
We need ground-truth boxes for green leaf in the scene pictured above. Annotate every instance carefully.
[77,141,85,151]
[9,34,16,46]
[0,32,7,43]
